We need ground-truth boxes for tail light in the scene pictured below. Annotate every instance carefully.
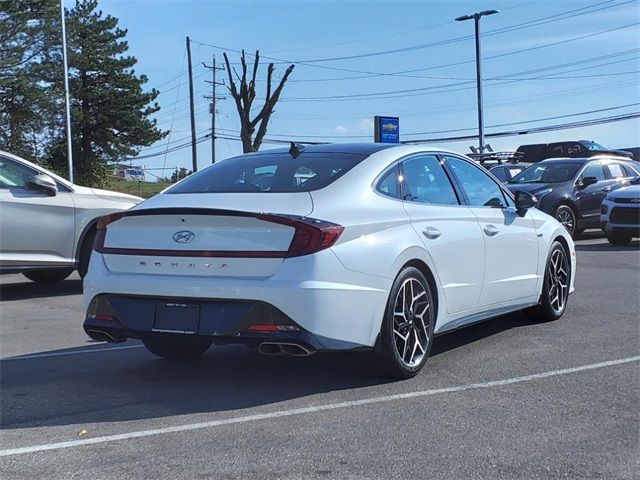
[257,214,344,258]
[93,212,124,253]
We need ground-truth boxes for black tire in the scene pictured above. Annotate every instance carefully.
[143,336,212,361]
[607,233,632,246]
[554,204,577,238]
[77,228,96,278]
[23,269,73,283]
[525,241,570,322]
[373,267,435,379]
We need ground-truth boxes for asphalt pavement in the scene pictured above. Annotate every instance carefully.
[1,233,638,479]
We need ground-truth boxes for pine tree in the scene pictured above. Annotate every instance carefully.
[0,0,57,161]
[47,0,167,185]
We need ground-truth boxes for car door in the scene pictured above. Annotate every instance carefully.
[0,156,76,267]
[442,155,539,307]
[604,160,635,189]
[574,161,614,222]
[399,153,485,314]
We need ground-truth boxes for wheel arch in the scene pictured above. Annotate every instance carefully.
[75,219,99,262]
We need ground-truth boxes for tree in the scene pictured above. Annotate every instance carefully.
[223,50,294,153]
[171,167,191,183]
[45,0,167,185]
[0,0,58,161]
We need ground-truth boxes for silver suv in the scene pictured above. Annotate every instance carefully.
[0,151,141,283]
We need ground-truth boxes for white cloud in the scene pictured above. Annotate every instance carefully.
[357,118,374,132]
[334,125,348,134]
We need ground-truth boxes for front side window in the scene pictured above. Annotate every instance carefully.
[0,157,36,189]
[445,156,507,208]
[167,152,369,194]
[400,155,458,206]
[579,161,605,182]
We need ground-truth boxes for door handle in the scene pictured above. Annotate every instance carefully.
[483,224,500,237]
[422,227,442,240]
[602,186,612,192]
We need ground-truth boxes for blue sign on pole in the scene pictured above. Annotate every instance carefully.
[374,116,400,143]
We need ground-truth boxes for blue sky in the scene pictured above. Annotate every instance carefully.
[100,0,640,177]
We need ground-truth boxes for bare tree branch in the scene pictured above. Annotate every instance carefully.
[222,50,294,153]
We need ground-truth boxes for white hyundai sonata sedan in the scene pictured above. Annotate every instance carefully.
[83,144,576,378]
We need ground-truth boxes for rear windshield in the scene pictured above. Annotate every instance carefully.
[167,152,369,194]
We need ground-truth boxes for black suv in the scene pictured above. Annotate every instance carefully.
[516,141,633,163]
[507,156,640,237]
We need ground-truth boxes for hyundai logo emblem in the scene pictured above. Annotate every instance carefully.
[172,230,196,244]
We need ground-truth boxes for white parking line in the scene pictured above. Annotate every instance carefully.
[1,355,638,457]
[1,344,144,361]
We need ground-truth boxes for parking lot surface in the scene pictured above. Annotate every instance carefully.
[1,234,638,479]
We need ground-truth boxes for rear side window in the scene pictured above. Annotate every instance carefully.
[400,155,459,205]
[376,165,402,199]
[168,152,369,193]
[605,162,627,179]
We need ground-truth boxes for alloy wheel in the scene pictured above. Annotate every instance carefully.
[556,208,575,235]
[392,278,430,368]
[547,248,569,314]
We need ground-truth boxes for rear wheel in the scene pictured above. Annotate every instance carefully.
[23,269,73,283]
[143,336,212,361]
[526,241,570,322]
[607,233,632,246]
[374,267,434,379]
[554,205,577,237]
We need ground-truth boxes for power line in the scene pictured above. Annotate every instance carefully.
[126,110,640,161]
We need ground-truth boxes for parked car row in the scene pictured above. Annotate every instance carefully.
[504,155,639,242]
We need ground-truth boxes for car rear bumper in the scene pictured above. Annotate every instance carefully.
[83,249,392,348]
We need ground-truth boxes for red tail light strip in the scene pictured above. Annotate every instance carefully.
[93,209,343,259]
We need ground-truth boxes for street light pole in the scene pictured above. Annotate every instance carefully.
[60,0,74,183]
[455,9,499,154]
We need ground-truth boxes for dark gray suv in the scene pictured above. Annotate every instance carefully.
[507,156,640,237]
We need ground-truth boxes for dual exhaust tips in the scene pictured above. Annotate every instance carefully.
[258,342,315,357]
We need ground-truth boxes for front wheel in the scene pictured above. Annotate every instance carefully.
[554,205,577,237]
[143,337,212,361]
[607,233,632,246]
[374,267,435,379]
[23,269,74,283]
[525,241,570,322]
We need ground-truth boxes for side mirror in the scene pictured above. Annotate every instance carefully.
[577,176,598,189]
[28,174,57,196]
[514,190,536,211]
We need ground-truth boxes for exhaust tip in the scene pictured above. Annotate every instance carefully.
[258,342,315,357]
[86,329,126,344]
[258,343,283,355]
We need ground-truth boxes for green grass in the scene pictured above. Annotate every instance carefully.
[107,178,170,198]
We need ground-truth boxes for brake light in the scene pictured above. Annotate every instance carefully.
[93,212,125,253]
[257,214,344,258]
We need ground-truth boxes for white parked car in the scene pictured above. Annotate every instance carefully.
[83,144,576,378]
[600,177,640,246]
[0,151,141,283]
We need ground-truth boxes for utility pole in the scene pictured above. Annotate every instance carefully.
[186,36,198,172]
[203,55,225,164]
[455,9,499,154]
[60,0,74,183]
